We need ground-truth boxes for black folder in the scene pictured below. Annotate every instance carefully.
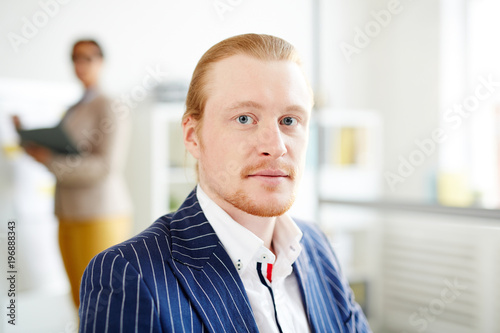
[18,125,79,155]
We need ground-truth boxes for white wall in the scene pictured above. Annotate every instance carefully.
[320,0,441,202]
[0,0,313,94]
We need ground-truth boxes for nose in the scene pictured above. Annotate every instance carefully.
[257,123,287,158]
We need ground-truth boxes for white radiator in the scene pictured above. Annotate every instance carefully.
[380,213,500,333]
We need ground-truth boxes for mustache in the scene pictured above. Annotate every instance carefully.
[240,161,297,180]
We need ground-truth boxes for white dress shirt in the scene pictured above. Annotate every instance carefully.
[197,185,311,333]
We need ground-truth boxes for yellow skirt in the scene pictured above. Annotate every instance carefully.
[58,216,131,308]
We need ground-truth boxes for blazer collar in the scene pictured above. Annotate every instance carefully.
[293,231,350,333]
[167,189,259,333]
[168,189,219,269]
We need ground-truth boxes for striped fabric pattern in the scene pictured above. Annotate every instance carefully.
[79,189,371,333]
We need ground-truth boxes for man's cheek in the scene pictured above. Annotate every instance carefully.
[236,139,248,154]
[226,160,240,176]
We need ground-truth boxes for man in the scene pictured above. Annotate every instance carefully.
[79,33,370,333]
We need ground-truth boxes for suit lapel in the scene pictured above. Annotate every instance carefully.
[294,252,322,333]
[167,190,259,333]
[294,238,346,333]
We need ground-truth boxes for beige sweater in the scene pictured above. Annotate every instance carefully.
[45,92,132,220]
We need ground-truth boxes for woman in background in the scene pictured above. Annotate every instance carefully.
[18,40,132,308]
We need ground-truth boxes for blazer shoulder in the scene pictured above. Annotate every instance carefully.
[99,213,175,265]
[294,219,330,245]
[90,92,111,107]
[294,218,342,271]
[93,188,211,266]
[77,92,112,120]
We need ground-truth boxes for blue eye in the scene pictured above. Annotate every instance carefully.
[281,117,297,126]
[237,115,253,124]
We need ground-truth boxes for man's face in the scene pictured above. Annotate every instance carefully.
[186,54,312,217]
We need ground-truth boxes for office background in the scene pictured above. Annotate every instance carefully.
[1,0,500,332]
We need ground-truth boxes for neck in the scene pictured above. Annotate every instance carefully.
[84,83,97,90]
[233,211,277,252]
[222,200,277,251]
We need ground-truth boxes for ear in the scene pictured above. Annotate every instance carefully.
[182,116,201,160]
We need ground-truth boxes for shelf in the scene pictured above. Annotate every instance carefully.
[319,198,500,220]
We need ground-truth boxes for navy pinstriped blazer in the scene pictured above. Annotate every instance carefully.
[79,189,371,333]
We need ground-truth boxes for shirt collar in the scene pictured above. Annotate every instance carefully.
[273,214,303,277]
[196,185,303,276]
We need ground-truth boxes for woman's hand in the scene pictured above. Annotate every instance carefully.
[11,115,22,130]
[24,143,52,164]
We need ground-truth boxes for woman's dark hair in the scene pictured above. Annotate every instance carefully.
[72,39,104,59]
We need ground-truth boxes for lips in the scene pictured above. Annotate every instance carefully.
[249,169,288,177]
[247,169,289,187]
[241,162,297,182]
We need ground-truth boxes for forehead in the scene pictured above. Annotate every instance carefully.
[203,54,313,113]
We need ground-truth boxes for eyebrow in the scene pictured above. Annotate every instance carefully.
[284,104,309,116]
[224,101,309,116]
[225,101,263,112]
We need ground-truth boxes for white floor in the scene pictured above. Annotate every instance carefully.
[2,289,78,333]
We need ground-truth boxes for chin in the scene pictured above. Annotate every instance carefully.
[229,188,296,217]
[246,200,294,217]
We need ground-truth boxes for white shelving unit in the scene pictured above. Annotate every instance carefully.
[126,102,196,233]
[317,108,383,201]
